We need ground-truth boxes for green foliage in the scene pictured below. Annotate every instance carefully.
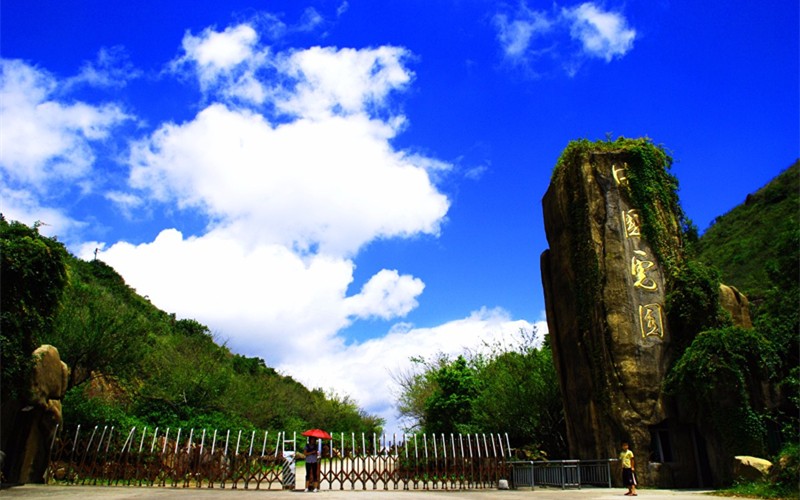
[46,275,154,388]
[471,336,566,455]
[397,330,567,458]
[63,386,145,430]
[696,161,799,300]
[0,216,69,402]
[232,353,275,376]
[715,443,799,499]
[717,481,795,500]
[177,410,255,433]
[664,327,779,456]
[135,332,234,422]
[755,223,800,367]
[694,162,799,451]
[424,356,479,435]
[754,224,800,445]
[769,442,800,498]
[665,259,727,351]
[395,357,440,430]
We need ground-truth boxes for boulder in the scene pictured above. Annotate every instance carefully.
[1,345,69,484]
[733,455,772,481]
[30,345,69,405]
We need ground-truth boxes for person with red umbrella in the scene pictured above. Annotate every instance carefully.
[301,429,330,492]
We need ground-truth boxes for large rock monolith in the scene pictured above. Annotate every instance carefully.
[540,140,705,487]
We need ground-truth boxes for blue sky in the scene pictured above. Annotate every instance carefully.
[2,0,797,432]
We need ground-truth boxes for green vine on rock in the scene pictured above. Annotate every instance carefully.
[556,137,684,273]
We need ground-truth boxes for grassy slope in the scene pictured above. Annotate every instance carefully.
[695,160,799,302]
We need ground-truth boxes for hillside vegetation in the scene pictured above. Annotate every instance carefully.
[675,159,799,494]
[695,161,799,301]
[0,215,382,435]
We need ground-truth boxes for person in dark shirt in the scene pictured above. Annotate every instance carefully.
[304,437,319,492]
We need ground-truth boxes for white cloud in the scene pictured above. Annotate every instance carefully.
[88,33,455,394]
[173,21,413,116]
[81,218,544,433]
[0,59,130,188]
[54,18,542,436]
[104,190,145,219]
[344,269,424,320]
[127,104,448,256]
[297,7,325,32]
[492,2,636,75]
[181,24,260,75]
[64,46,142,90]
[564,2,636,61]
[80,228,425,362]
[277,46,413,119]
[493,8,552,60]
[0,184,84,239]
[172,24,271,105]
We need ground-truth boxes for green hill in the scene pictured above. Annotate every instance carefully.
[695,160,799,302]
[0,216,382,434]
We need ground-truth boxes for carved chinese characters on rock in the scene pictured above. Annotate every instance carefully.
[631,250,658,291]
[623,209,641,237]
[639,303,665,339]
[613,163,630,187]
[612,163,665,340]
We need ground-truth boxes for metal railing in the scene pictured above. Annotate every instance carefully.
[510,459,617,489]
[47,425,296,489]
[46,425,512,491]
[318,432,510,490]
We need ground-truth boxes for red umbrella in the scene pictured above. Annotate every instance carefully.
[301,429,332,440]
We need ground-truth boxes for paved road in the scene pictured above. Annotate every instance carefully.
[1,485,724,499]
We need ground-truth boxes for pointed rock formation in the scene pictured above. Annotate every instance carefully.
[540,139,715,487]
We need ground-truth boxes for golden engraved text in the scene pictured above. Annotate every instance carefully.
[639,304,665,338]
[622,209,641,238]
[631,250,658,291]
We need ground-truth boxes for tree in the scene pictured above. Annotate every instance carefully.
[396,329,567,457]
[755,224,800,445]
[473,339,566,456]
[0,217,68,402]
[424,355,479,435]
[394,354,445,432]
[133,332,234,426]
[46,278,153,388]
[307,390,384,435]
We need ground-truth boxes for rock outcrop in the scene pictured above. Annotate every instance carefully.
[719,284,752,328]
